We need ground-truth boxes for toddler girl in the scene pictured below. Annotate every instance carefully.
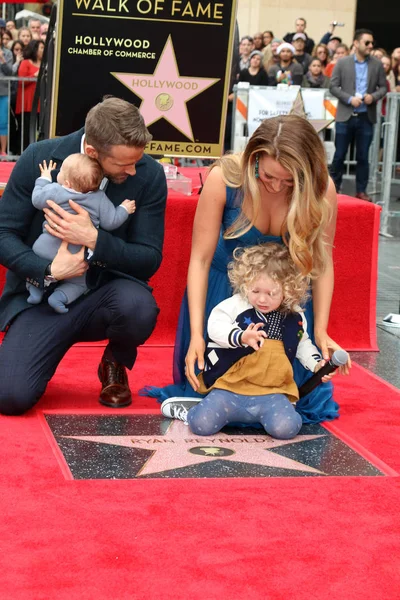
[161,243,334,440]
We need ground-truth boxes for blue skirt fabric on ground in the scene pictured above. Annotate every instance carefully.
[143,187,339,424]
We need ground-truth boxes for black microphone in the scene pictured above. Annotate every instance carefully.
[298,350,349,398]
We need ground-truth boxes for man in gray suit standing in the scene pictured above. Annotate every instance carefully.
[329,29,387,201]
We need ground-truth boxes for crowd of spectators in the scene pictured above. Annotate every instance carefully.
[234,19,400,94]
[0,16,48,156]
[1,12,400,187]
[226,19,400,197]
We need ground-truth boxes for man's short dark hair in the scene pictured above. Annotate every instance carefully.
[240,36,253,43]
[85,96,152,153]
[354,29,374,42]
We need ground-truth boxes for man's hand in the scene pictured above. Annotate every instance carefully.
[241,323,267,351]
[50,241,89,281]
[363,93,374,105]
[350,96,363,108]
[39,159,57,180]
[43,199,98,251]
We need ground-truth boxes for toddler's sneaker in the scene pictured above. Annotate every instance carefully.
[161,397,201,423]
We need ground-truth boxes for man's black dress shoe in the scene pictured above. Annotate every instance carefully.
[98,358,132,408]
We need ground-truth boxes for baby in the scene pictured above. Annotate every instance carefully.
[27,154,136,313]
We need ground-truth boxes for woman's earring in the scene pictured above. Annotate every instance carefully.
[255,153,259,179]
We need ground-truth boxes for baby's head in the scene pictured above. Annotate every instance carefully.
[228,243,309,314]
[57,153,104,193]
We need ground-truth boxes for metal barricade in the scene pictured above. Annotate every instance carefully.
[0,76,38,161]
[230,84,337,155]
[230,86,400,234]
[380,92,400,236]
[367,99,382,196]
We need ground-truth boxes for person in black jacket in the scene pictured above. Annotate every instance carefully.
[0,97,168,415]
[238,50,269,85]
[292,33,312,73]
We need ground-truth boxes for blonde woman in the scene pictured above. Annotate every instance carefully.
[144,115,350,423]
[17,27,32,48]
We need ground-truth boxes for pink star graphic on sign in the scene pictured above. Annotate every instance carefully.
[111,36,220,140]
[62,420,326,477]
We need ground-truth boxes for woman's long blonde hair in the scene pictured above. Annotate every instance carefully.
[212,115,332,277]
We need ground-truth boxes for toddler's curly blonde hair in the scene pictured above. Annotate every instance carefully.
[227,243,310,313]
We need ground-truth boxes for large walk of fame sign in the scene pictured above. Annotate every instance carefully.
[43,413,391,480]
[50,0,238,157]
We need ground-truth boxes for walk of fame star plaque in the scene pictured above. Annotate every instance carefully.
[49,0,237,157]
[42,413,392,480]
[289,89,334,133]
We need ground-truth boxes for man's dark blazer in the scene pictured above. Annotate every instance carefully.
[330,55,387,124]
[0,129,168,331]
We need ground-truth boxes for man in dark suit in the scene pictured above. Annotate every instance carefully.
[329,29,387,201]
[0,97,167,415]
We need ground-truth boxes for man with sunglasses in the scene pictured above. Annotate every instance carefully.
[329,29,387,202]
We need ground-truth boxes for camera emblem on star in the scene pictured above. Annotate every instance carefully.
[155,93,174,111]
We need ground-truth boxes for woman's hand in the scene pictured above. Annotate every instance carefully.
[185,333,206,391]
[43,199,98,250]
[50,242,88,281]
[314,330,351,375]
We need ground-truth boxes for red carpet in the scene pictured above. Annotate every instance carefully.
[0,162,393,597]
[1,347,400,599]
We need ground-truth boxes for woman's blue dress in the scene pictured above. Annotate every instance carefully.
[144,187,339,423]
